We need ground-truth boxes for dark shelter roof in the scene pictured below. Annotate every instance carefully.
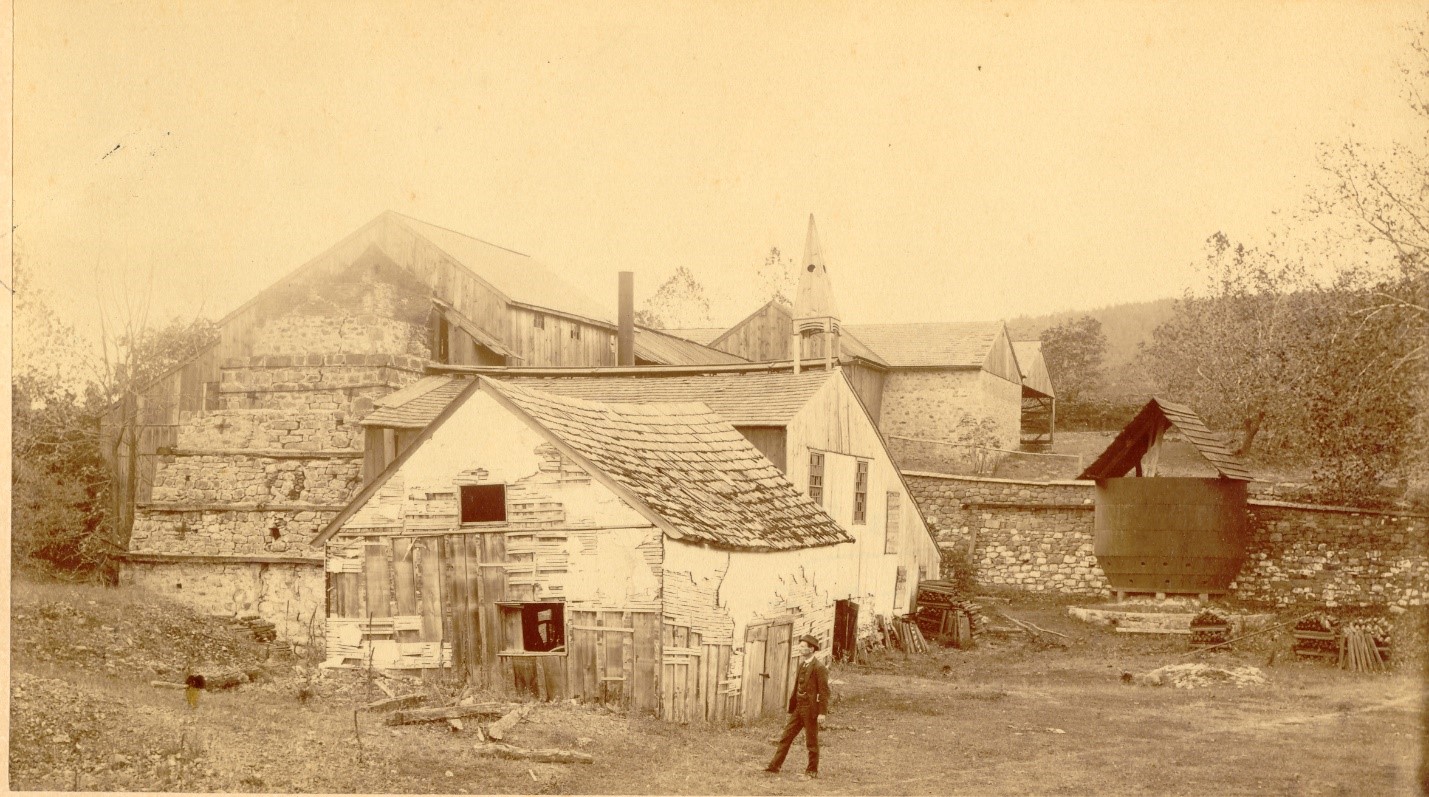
[1078,398,1254,481]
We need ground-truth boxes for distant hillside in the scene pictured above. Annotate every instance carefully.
[1006,297,1177,369]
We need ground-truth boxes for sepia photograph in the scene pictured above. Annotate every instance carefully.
[8,1,1427,794]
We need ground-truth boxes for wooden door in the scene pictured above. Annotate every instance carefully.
[741,620,794,720]
[833,600,859,663]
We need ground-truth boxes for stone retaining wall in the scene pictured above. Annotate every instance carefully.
[121,560,325,644]
[905,471,1429,607]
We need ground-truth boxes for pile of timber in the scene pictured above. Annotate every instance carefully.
[1340,618,1392,672]
[1292,613,1340,660]
[372,698,594,762]
[911,581,983,648]
[889,615,930,653]
[229,615,279,644]
[1189,609,1231,650]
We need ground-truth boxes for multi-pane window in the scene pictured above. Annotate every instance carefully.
[808,452,825,505]
[853,461,869,524]
[884,491,901,554]
[460,484,506,523]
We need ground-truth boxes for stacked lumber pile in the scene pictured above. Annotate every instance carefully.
[1189,608,1231,650]
[229,615,278,643]
[911,580,985,648]
[1291,613,1340,660]
[889,616,930,653]
[1340,618,1392,672]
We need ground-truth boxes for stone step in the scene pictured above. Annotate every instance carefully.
[130,506,340,558]
[177,408,361,451]
[149,453,362,506]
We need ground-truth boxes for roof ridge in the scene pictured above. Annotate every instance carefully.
[386,210,533,258]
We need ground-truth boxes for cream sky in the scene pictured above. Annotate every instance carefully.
[12,0,1426,347]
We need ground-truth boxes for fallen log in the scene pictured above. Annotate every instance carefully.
[472,742,593,764]
[487,704,533,741]
[186,670,250,690]
[385,702,514,726]
[364,693,427,712]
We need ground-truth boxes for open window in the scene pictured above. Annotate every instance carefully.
[460,484,506,523]
[499,602,565,653]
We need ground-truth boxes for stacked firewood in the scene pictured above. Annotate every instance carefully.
[230,615,278,643]
[890,615,930,653]
[911,580,987,646]
[1189,608,1231,649]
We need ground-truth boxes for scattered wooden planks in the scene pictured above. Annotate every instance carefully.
[385,702,515,726]
[472,742,592,764]
[364,693,427,712]
[487,704,533,741]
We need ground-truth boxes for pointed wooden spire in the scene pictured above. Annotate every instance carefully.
[794,214,841,326]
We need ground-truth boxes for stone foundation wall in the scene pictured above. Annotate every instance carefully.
[121,560,325,644]
[905,472,1429,607]
[880,370,1023,473]
[148,454,362,506]
[249,281,430,359]
[177,409,362,451]
[130,507,338,557]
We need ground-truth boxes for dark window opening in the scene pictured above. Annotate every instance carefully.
[533,313,546,329]
[853,460,869,524]
[501,602,565,652]
[269,526,281,541]
[809,452,825,506]
[569,325,581,340]
[460,484,507,523]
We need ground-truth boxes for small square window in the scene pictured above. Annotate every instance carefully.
[460,484,506,523]
[533,313,546,329]
[570,325,582,340]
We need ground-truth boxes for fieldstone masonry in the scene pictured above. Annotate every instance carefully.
[905,471,1429,607]
[122,270,434,645]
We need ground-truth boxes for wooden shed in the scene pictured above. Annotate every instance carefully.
[312,367,940,721]
[1078,398,1254,599]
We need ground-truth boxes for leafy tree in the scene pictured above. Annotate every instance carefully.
[756,246,796,307]
[1039,315,1107,405]
[634,266,713,329]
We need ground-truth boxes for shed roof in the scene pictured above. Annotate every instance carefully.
[1011,340,1055,398]
[361,368,840,429]
[841,322,1004,368]
[489,380,851,550]
[391,213,615,324]
[663,327,725,346]
[634,326,749,366]
[1078,398,1254,481]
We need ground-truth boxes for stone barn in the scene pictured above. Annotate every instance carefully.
[107,211,736,641]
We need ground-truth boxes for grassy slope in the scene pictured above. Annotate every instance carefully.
[9,577,1423,794]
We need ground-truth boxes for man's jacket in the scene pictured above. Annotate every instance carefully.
[787,656,829,714]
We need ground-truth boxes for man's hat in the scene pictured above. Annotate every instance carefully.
[799,634,820,651]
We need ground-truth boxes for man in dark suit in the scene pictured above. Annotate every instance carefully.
[763,634,829,780]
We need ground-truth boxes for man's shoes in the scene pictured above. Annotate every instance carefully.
[760,766,779,775]
[798,772,818,781]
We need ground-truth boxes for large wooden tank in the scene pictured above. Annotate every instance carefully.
[1093,477,1249,594]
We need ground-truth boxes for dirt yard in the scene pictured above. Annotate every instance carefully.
[9,577,1425,795]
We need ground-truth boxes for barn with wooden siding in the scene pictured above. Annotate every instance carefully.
[109,211,737,640]
[314,367,939,721]
[667,217,1031,468]
[1011,340,1056,449]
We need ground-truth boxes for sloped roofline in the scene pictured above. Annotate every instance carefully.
[1077,397,1254,481]
[310,377,683,548]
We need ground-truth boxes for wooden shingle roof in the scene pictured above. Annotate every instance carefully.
[489,381,852,550]
[362,369,841,429]
[1078,398,1254,481]
[842,322,1003,368]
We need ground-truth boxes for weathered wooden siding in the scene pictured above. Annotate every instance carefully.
[709,302,792,362]
[327,389,665,706]
[784,374,940,621]
[842,362,885,422]
[507,306,616,367]
[735,426,788,473]
[982,326,1023,385]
